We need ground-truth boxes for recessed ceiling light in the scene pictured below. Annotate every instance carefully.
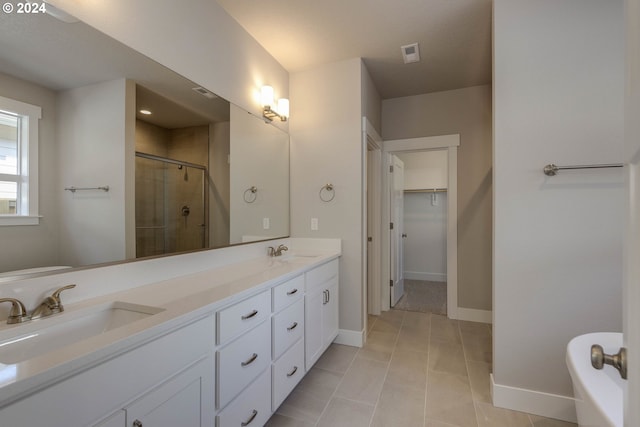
[139,109,152,115]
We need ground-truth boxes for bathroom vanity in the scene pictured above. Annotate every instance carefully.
[0,240,340,426]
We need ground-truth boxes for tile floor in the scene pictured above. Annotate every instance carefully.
[266,310,577,427]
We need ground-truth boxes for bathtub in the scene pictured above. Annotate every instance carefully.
[566,332,625,427]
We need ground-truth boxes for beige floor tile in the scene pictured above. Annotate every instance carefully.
[371,382,426,427]
[334,357,388,405]
[367,314,378,334]
[294,367,343,402]
[385,349,428,391]
[475,401,532,427]
[529,415,578,427]
[371,310,405,334]
[430,315,461,344]
[429,340,468,376]
[402,311,432,332]
[316,397,375,427]
[458,320,491,336]
[265,413,315,427]
[426,371,476,426]
[461,332,492,363]
[358,330,398,362]
[425,420,463,427]
[275,389,329,425]
[313,343,358,374]
[396,326,430,353]
[467,360,492,403]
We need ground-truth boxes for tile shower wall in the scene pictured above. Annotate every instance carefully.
[135,119,209,256]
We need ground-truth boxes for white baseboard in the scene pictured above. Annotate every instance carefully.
[404,271,446,282]
[456,307,492,324]
[334,329,364,347]
[491,374,577,423]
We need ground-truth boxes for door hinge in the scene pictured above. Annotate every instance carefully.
[390,279,394,287]
[389,165,394,173]
[390,222,394,230]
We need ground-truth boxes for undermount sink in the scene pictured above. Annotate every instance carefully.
[0,301,164,364]
[279,254,320,262]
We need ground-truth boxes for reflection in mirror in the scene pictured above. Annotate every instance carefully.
[0,12,289,277]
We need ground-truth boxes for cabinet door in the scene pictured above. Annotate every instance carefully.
[93,411,125,427]
[125,359,212,427]
[304,286,324,370]
[322,276,339,348]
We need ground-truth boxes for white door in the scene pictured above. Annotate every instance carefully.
[390,155,405,307]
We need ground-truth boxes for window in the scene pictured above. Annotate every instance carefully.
[0,95,41,225]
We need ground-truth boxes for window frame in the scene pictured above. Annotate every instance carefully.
[0,95,41,226]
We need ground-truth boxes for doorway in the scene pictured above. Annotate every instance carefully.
[378,135,459,319]
[392,150,448,315]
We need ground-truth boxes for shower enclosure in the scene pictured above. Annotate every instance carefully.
[135,152,208,258]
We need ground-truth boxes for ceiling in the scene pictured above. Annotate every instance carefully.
[216,0,493,99]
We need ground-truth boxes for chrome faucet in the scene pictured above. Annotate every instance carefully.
[267,244,289,257]
[30,284,76,320]
[0,298,29,324]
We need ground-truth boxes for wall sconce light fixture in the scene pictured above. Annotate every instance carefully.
[261,85,289,122]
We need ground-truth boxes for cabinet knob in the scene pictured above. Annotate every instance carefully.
[133,420,143,427]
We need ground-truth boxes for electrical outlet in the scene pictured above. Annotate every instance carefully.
[311,218,318,231]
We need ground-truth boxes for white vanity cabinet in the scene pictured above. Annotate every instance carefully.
[304,259,339,370]
[0,316,215,427]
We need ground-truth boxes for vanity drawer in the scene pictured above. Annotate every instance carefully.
[272,339,305,411]
[217,369,271,427]
[217,289,270,345]
[272,298,304,359]
[306,259,338,293]
[217,320,271,409]
[272,274,304,313]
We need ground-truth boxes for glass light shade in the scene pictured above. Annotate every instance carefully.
[277,98,289,118]
[261,85,274,108]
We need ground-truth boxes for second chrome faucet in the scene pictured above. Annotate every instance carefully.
[268,244,289,257]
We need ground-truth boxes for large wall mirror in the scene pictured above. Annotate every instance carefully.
[0,11,289,278]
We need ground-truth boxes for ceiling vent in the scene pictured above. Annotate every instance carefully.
[401,43,420,64]
[192,86,217,99]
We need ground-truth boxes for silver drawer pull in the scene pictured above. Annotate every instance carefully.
[286,288,298,296]
[241,409,258,426]
[287,366,298,377]
[287,322,298,331]
[241,309,258,320]
[241,353,258,367]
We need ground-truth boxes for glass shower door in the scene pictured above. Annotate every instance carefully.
[135,154,207,258]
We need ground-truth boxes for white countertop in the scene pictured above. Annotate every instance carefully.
[0,250,340,407]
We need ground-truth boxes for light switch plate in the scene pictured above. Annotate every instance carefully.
[311,218,318,231]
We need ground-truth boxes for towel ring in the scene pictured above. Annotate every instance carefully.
[243,186,258,203]
[319,183,335,202]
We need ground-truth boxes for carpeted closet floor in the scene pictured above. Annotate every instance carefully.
[394,279,447,315]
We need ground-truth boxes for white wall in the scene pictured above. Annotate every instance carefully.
[0,73,59,273]
[57,79,135,266]
[625,0,640,424]
[290,58,364,334]
[49,0,288,128]
[397,150,448,190]
[493,0,624,420]
[229,104,289,243]
[383,85,492,311]
[403,192,447,282]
